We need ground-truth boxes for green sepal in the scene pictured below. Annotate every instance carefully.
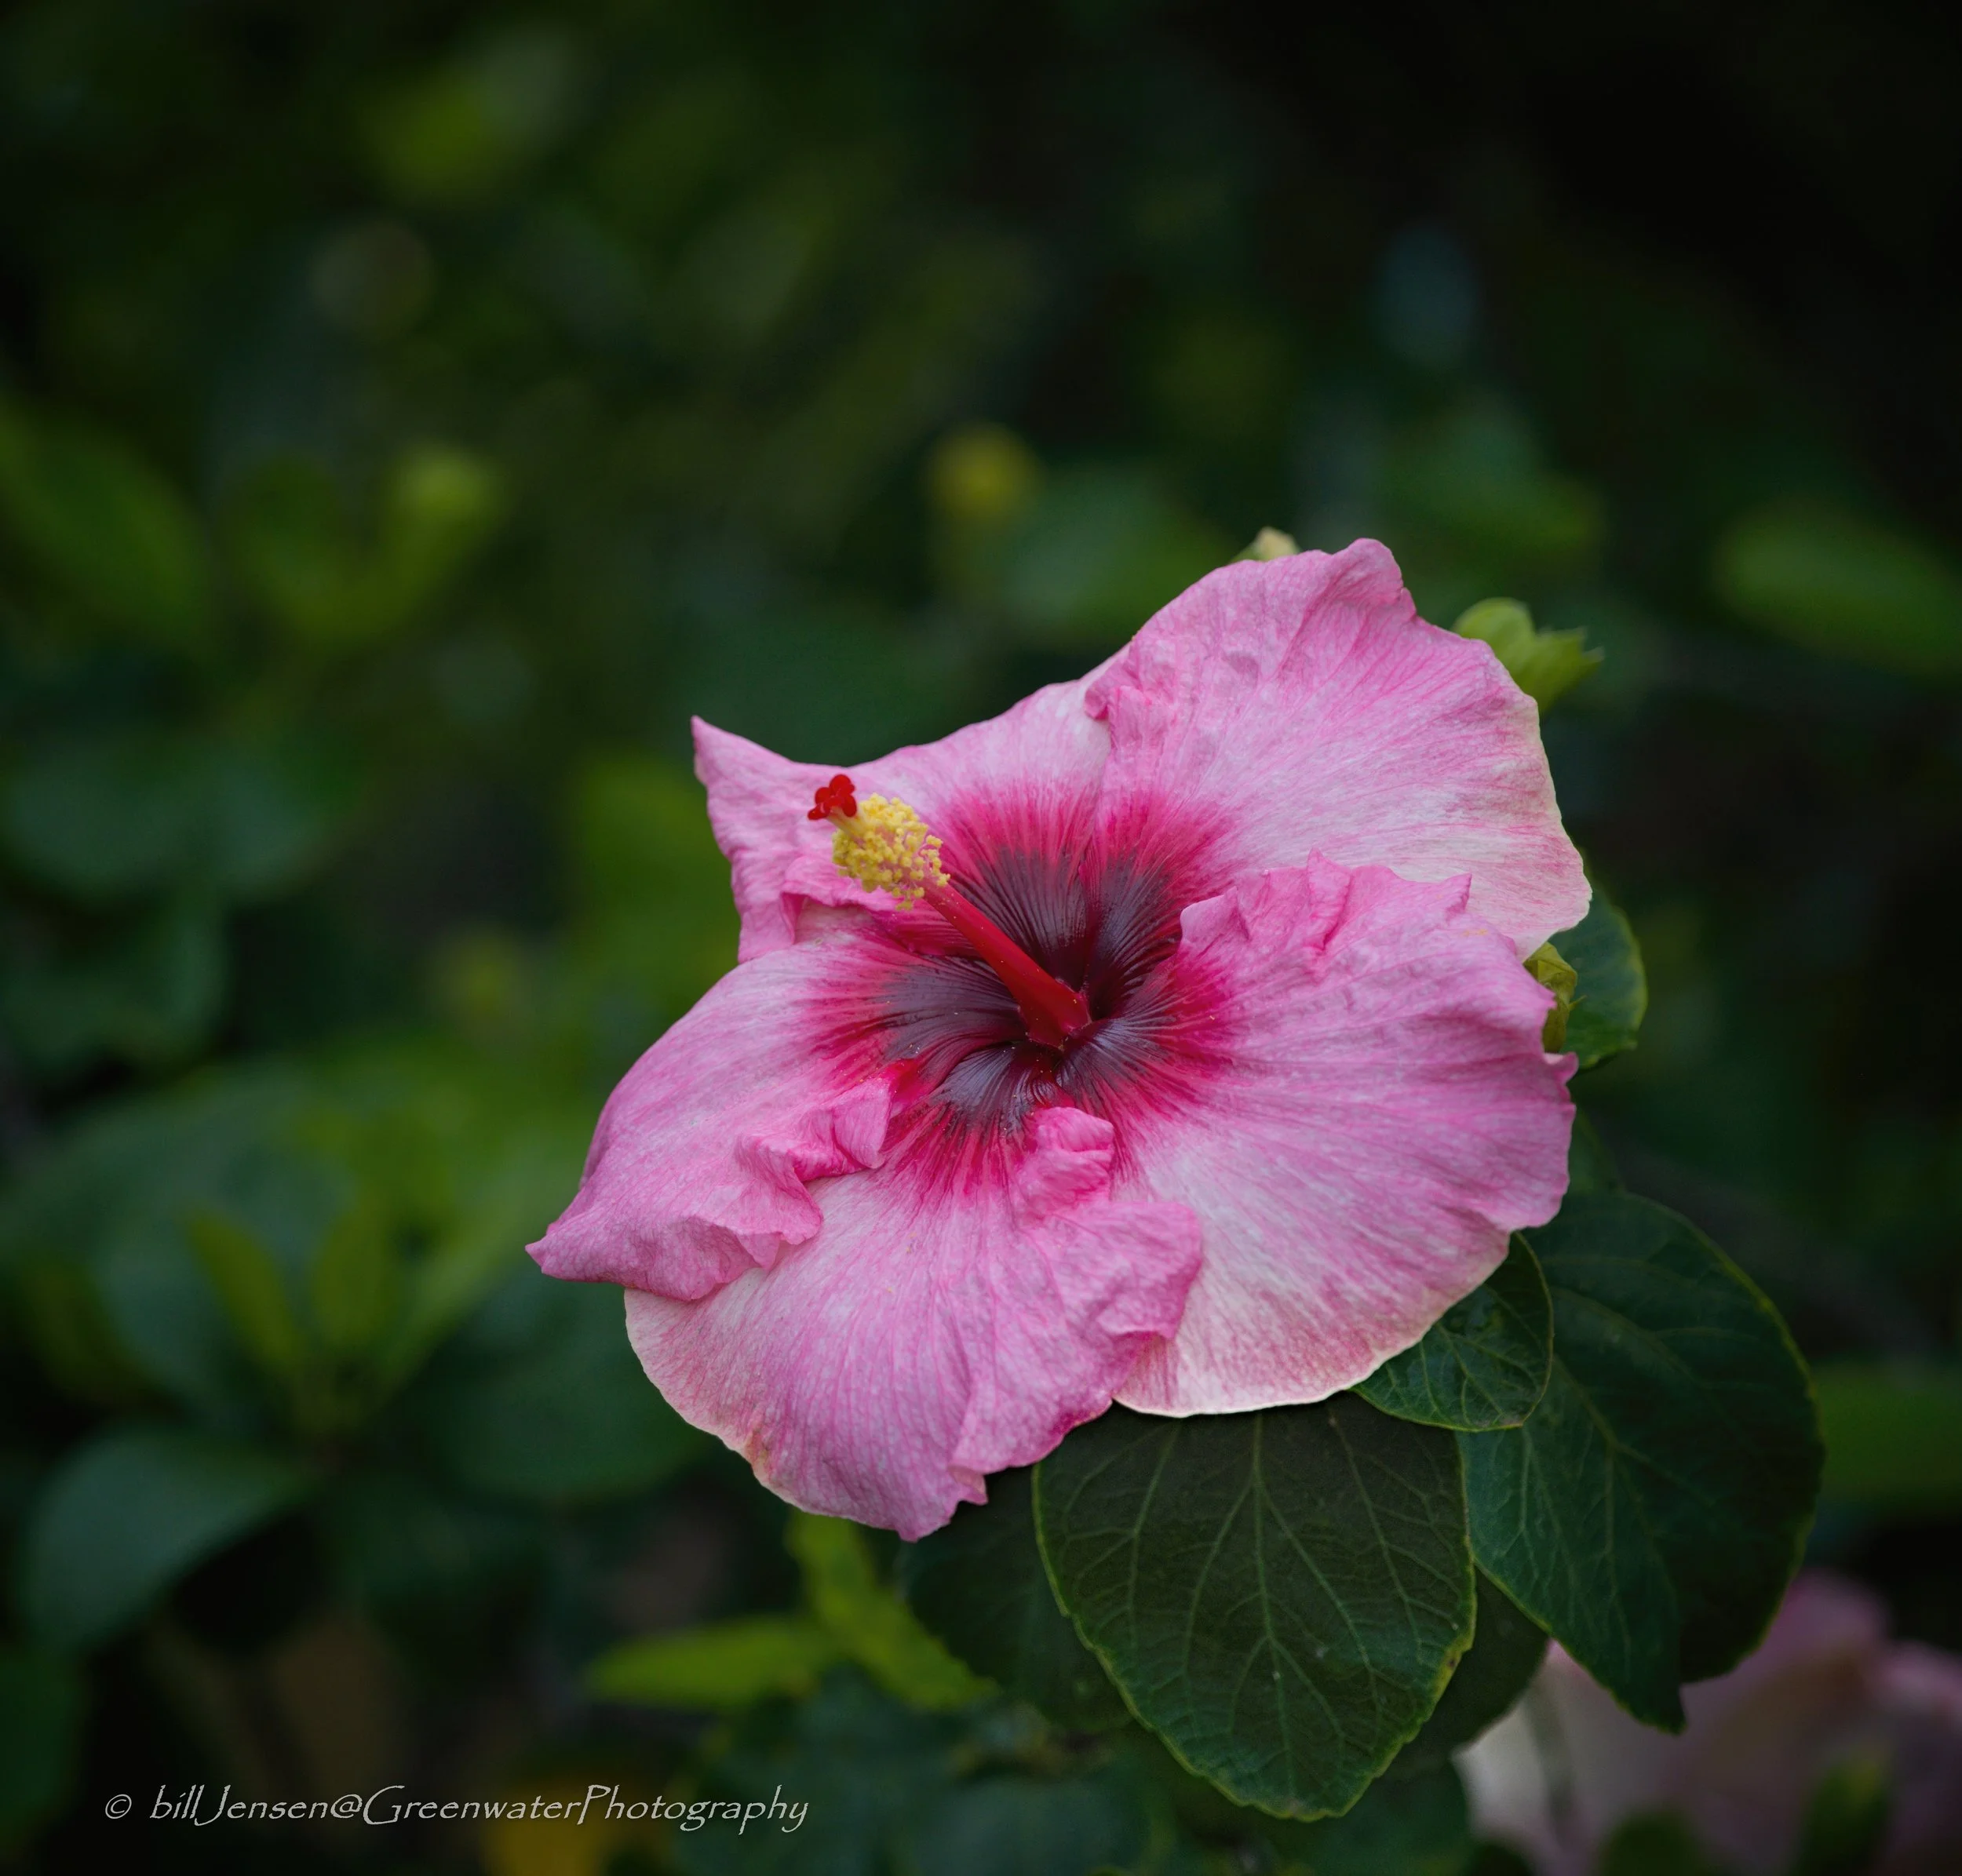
[1554,881,1648,1069]
[1455,597,1603,709]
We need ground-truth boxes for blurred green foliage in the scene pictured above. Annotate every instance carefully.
[0,0,1958,1871]
[589,1513,983,1714]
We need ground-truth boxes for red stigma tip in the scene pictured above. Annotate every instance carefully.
[808,774,857,821]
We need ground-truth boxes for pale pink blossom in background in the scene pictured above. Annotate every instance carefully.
[1459,1572,1962,1875]
[534,541,1588,1535]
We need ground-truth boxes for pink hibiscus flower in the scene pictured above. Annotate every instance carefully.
[532,540,1587,1537]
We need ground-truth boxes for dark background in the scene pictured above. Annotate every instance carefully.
[1,2,1959,1871]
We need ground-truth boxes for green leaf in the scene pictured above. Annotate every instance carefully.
[416,1273,706,1504]
[1456,597,1603,709]
[388,1118,591,1375]
[1461,1192,1822,1728]
[1395,1572,1548,1772]
[789,1513,990,1710]
[995,466,1237,649]
[1567,1109,1623,1195]
[185,1211,308,1379]
[308,1201,403,1358]
[1595,1811,1730,1876]
[1789,1750,1891,1876]
[196,737,359,900]
[0,1649,85,1849]
[227,445,505,651]
[319,1469,542,1677]
[897,1771,1153,1876]
[570,756,740,1014]
[1713,501,1962,676]
[0,894,226,1075]
[669,1672,962,1876]
[1813,1361,1962,1515]
[1388,404,1601,570]
[224,457,356,643]
[378,444,507,617]
[2,732,353,905]
[10,1258,150,1405]
[0,1068,306,1412]
[899,1466,1129,1730]
[1260,1759,1472,1876]
[362,30,578,206]
[1554,885,1648,1070]
[1356,1235,1552,1432]
[20,1426,313,1651]
[585,1615,844,1710]
[3,737,202,901]
[0,406,215,653]
[1035,1396,1474,1819]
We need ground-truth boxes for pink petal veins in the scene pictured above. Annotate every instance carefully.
[1087,538,1590,955]
[625,1103,1200,1537]
[531,936,895,1299]
[694,665,1112,963]
[1118,855,1574,1416]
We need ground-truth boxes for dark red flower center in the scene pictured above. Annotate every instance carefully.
[817,791,1231,1166]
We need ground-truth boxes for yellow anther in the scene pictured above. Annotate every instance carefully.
[830,796,947,908]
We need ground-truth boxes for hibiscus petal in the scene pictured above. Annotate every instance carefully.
[625,1104,1202,1537]
[1085,539,1590,954]
[530,936,895,1299]
[693,670,1112,961]
[1117,855,1574,1416]
[691,723,855,963]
